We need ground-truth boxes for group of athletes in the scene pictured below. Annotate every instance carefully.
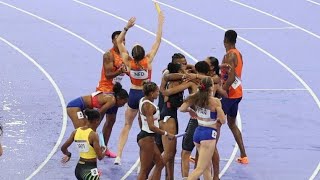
[61,11,248,180]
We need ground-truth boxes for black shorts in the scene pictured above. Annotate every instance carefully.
[156,103,179,149]
[105,106,118,115]
[182,118,198,151]
[137,130,156,143]
[160,102,179,133]
[75,160,99,180]
[158,92,165,112]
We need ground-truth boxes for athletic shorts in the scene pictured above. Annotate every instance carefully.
[221,97,242,117]
[158,92,165,112]
[160,102,179,133]
[105,106,118,115]
[137,130,156,143]
[128,89,144,109]
[75,160,99,180]
[193,126,217,144]
[182,118,198,151]
[156,103,179,149]
[67,97,85,111]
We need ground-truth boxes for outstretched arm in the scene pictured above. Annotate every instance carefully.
[162,82,193,96]
[117,17,136,67]
[147,11,164,63]
[90,132,106,160]
[179,100,197,118]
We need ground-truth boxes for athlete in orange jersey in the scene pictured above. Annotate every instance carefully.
[113,12,164,165]
[95,31,128,158]
[221,30,248,165]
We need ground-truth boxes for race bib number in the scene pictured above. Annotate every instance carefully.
[75,140,89,153]
[196,107,209,118]
[212,130,217,139]
[77,111,84,119]
[112,74,124,84]
[231,76,241,89]
[130,70,148,80]
[90,168,99,176]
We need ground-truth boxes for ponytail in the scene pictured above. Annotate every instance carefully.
[113,82,129,100]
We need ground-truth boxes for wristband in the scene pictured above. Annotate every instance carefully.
[67,152,72,158]
[124,27,129,31]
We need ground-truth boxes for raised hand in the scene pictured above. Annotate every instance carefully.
[126,17,136,29]
[61,155,71,164]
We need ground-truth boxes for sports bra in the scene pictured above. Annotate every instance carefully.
[139,98,160,133]
[195,106,218,126]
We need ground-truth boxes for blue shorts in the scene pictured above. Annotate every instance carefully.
[221,97,242,117]
[193,126,217,144]
[128,89,144,109]
[105,106,118,115]
[67,97,85,111]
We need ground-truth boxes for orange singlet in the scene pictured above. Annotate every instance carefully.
[129,57,152,86]
[227,48,243,99]
[96,48,124,93]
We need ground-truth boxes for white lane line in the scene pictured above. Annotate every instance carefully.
[219,111,242,178]
[70,1,201,178]
[0,1,108,178]
[120,158,140,180]
[228,0,320,40]
[0,1,201,178]
[227,1,320,178]
[72,0,198,63]
[0,1,104,53]
[309,162,320,180]
[0,36,67,180]
[244,88,307,91]
[306,0,320,6]
[220,111,242,177]
[226,27,297,30]
[154,1,320,179]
